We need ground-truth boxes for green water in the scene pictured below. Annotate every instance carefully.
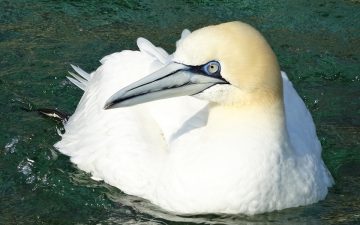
[0,0,359,224]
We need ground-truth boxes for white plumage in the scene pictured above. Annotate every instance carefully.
[55,21,333,215]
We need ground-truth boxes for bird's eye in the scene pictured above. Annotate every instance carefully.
[203,61,220,75]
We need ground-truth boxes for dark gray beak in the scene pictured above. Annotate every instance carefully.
[104,62,227,109]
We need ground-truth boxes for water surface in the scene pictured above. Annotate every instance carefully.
[0,0,359,224]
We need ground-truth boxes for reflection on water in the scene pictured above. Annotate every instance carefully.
[91,169,360,225]
[0,0,359,224]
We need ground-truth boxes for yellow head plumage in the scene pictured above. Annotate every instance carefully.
[174,21,282,106]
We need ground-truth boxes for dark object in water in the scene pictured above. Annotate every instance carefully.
[37,108,69,122]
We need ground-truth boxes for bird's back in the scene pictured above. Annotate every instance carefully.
[55,42,208,198]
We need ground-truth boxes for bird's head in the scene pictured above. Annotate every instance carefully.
[105,21,281,109]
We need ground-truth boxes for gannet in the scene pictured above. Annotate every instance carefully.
[55,21,333,215]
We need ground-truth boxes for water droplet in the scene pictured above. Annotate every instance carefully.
[5,137,19,154]
[26,175,36,184]
[17,158,34,176]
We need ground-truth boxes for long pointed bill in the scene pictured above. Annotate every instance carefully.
[104,62,227,109]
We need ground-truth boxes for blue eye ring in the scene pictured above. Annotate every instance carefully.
[203,61,221,76]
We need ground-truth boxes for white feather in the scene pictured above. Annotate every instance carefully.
[66,76,86,90]
[56,31,333,215]
[137,37,170,65]
[176,29,191,48]
[67,65,91,90]
[71,64,90,80]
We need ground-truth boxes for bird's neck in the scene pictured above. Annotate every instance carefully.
[206,99,290,154]
[208,98,285,125]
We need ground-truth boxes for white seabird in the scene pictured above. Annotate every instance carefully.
[55,21,333,215]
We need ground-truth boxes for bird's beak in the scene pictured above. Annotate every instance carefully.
[104,62,227,109]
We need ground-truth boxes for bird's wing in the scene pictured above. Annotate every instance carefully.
[282,71,321,156]
[65,35,208,142]
[56,49,169,196]
[283,71,334,186]
[56,37,208,197]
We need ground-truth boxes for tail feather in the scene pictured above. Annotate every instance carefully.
[71,64,90,80]
[67,65,90,91]
[68,71,87,84]
[67,76,86,90]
